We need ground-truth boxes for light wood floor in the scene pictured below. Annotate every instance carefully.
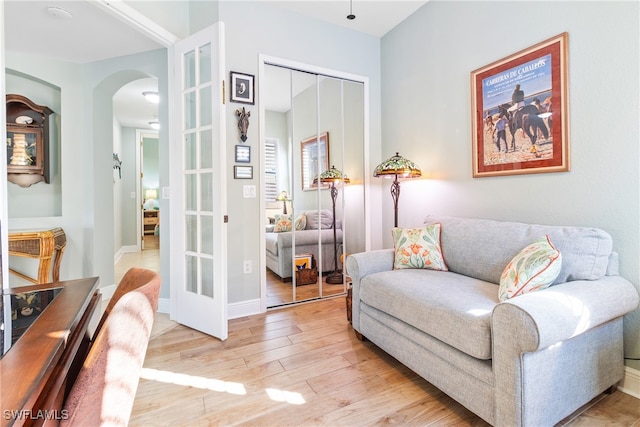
[266,268,347,308]
[130,297,640,426]
[114,236,160,283]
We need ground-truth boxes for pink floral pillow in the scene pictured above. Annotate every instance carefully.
[392,224,448,271]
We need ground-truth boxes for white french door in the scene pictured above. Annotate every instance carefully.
[170,23,227,340]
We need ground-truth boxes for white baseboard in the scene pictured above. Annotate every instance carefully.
[228,298,262,319]
[155,298,260,318]
[619,366,640,399]
[157,297,170,314]
[113,245,138,263]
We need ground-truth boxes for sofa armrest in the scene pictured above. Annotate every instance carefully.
[346,249,394,282]
[492,276,639,352]
[346,249,394,331]
[492,276,638,426]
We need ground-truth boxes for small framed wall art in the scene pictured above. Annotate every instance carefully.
[234,165,253,179]
[230,71,255,105]
[235,145,251,163]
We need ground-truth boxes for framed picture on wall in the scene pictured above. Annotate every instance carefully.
[235,145,250,163]
[300,132,329,191]
[230,71,255,104]
[234,165,253,179]
[470,32,570,177]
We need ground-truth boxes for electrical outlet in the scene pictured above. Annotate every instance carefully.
[243,260,252,274]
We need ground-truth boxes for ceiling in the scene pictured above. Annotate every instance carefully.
[3,0,427,130]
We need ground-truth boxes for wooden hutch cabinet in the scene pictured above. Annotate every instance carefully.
[6,94,54,187]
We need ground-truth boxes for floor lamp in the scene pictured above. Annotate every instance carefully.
[315,165,350,284]
[276,190,290,214]
[373,152,422,228]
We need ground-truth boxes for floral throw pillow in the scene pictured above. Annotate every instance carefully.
[392,224,448,271]
[273,214,292,232]
[498,235,562,301]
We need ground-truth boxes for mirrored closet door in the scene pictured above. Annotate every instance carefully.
[262,60,366,308]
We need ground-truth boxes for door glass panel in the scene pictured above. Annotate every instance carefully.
[201,258,214,297]
[199,44,212,84]
[184,50,196,88]
[185,174,197,211]
[186,215,197,252]
[184,91,196,130]
[185,133,196,170]
[201,173,214,212]
[200,129,213,169]
[186,255,197,293]
[201,215,214,255]
[199,86,212,127]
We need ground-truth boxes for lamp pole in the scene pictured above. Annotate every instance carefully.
[326,181,342,284]
[391,174,400,228]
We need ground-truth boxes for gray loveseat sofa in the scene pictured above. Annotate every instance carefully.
[266,209,342,280]
[346,216,639,426]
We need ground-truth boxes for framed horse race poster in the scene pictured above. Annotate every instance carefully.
[470,33,570,177]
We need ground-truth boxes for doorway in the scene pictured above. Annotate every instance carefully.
[139,131,160,250]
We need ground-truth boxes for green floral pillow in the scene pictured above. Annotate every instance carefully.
[392,224,448,271]
[273,214,292,232]
[498,235,562,301]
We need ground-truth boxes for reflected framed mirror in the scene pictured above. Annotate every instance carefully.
[300,132,329,191]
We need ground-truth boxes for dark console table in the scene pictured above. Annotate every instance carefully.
[1,277,100,426]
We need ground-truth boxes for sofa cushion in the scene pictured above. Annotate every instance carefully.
[392,224,448,271]
[425,216,612,285]
[360,269,497,360]
[306,209,333,229]
[498,235,562,301]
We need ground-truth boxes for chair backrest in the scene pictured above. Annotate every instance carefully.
[94,267,160,336]
[61,270,161,427]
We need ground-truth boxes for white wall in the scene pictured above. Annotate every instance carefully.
[381,1,640,362]
[5,71,62,218]
[113,115,123,253]
[85,49,169,295]
[5,49,168,294]
[5,53,90,282]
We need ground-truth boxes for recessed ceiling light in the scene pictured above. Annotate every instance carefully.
[143,91,160,104]
[149,121,160,130]
[47,6,73,19]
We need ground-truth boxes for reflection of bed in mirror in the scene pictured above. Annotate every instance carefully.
[265,210,342,281]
